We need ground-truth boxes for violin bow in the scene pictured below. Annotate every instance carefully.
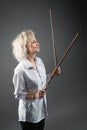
[44,8,80,89]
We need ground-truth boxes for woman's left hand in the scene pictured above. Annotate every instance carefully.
[50,66,61,78]
[55,66,61,76]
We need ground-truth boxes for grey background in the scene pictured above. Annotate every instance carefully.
[0,0,87,130]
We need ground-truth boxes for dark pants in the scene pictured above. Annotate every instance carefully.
[20,119,45,130]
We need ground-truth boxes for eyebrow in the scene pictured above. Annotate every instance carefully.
[31,40,38,43]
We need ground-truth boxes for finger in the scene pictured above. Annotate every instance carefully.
[39,90,46,94]
[39,92,46,98]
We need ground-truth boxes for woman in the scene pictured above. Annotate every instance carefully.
[12,30,61,130]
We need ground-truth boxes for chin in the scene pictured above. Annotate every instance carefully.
[37,49,40,52]
[35,50,40,54]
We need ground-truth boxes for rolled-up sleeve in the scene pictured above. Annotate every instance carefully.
[46,74,51,84]
[13,70,28,100]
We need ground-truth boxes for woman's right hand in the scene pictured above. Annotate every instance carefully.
[26,90,46,100]
[35,90,46,99]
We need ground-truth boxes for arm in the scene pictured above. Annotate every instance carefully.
[44,67,61,90]
[13,70,28,100]
[25,90,46,100]
[13,69,46,100]
[46,67,61,83]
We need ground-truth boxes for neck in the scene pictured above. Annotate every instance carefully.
[28,54,37,69]
[28,53,36,62]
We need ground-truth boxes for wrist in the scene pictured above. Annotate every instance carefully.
[26,93,35,99]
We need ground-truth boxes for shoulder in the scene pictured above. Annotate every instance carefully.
[36,57,44,63]
[14,60,26,74]
[36,57,45,68]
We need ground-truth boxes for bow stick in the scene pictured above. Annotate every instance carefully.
[50,8,58,67]
[48,31,80,84]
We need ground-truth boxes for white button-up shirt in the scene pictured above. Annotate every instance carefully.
[13,57,50,123]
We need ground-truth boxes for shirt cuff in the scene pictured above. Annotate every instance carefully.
[14,92,28,100]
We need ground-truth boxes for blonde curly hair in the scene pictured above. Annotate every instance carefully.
[12,30,36,62]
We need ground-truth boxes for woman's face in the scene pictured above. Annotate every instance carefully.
[27,38,40,54]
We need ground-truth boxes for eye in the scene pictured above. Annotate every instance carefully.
[34,40,37,43]
[32,40,38,43]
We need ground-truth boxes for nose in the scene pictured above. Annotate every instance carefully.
[36,41,40,46]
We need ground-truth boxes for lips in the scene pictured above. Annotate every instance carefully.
[36,46,40,49]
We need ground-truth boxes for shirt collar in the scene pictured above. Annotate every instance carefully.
[23,58,38,69]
